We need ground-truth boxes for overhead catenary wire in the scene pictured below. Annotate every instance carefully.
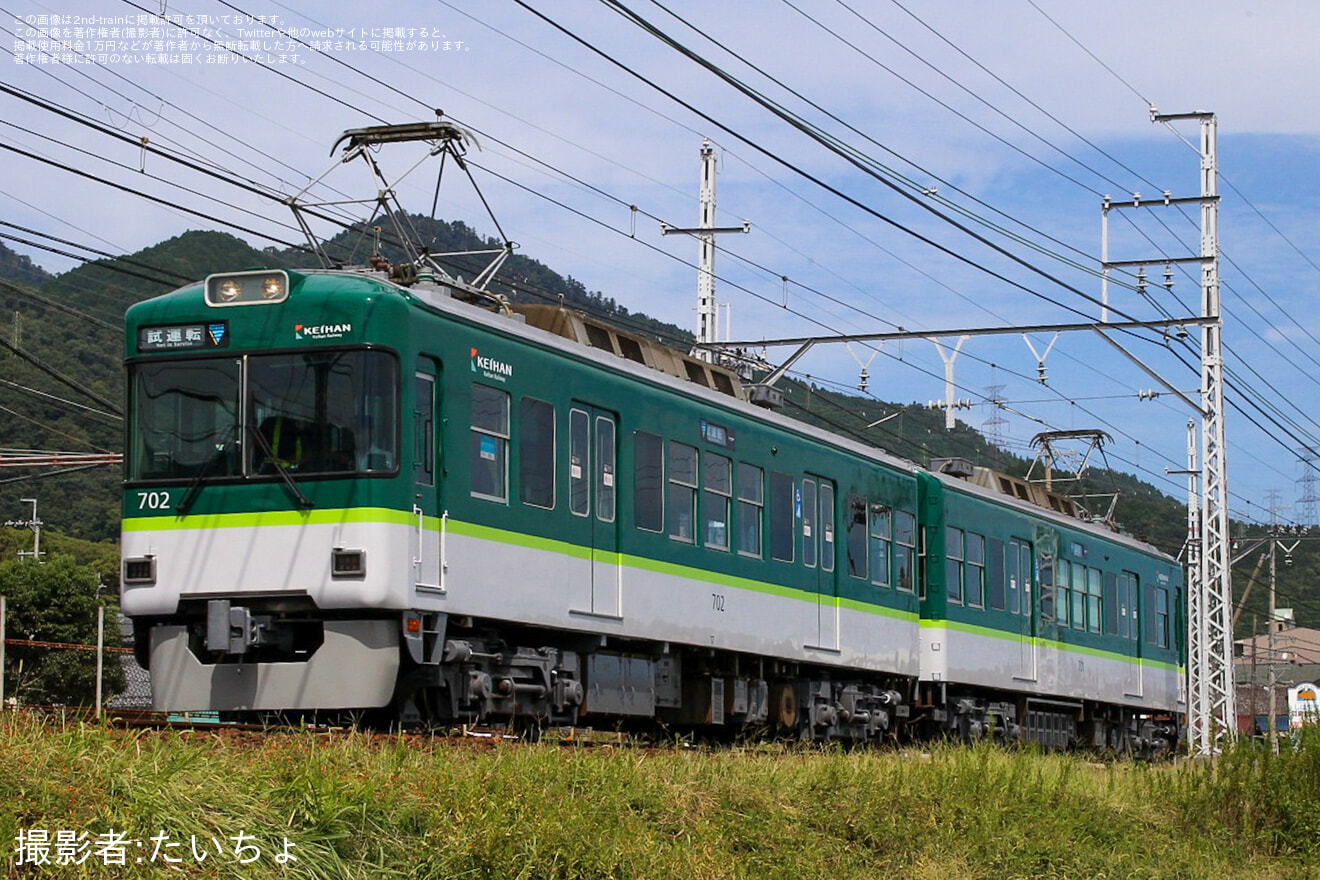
[7,0,1309,522]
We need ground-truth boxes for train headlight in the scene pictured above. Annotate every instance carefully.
[204,269,290,306]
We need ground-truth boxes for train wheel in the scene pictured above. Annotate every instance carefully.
[771,681,798,731]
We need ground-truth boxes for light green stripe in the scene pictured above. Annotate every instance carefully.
[452,518,918,623]
[446,518,594,561]
[122,506,415,531]
[920,619,1180,672]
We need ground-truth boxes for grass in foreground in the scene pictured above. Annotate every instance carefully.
[0,714,1317,879]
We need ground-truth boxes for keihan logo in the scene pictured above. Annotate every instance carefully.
[470,347,513,382]
[294,322,351,341]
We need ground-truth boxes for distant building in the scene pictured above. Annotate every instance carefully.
[1234,613,1320,734]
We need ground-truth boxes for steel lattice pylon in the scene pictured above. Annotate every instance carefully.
[1170,111,1236,755]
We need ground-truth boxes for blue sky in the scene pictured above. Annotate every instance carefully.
[3,0,1319,526]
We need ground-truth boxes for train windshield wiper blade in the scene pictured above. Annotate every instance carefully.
[247,422,314,509]
[175,433,234,515]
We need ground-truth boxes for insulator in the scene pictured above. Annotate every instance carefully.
[1163,264,1174,290]
[1136,266,1147,296]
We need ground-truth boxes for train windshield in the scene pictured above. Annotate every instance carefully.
[131,358,242,481]
[247,350,397,476]
[128,349,398,482]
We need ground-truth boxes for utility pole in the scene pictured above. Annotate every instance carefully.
[5,498,43,563]
[661,138,750,362]
[1107,110,1232,755]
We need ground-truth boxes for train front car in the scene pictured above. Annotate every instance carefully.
[121,269,415,718]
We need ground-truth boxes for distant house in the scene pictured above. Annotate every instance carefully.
[1233,612,1320,734]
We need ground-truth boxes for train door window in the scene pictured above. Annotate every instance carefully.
[1017,540,1034,616]
[987,538,1005,610]
[703,453,731,550]
[596,416,616,523]
[966,533,985,608]
[820,483,835,573]
[737,462,764,558]
[519,398,555,509]
[847,496,867,579]
[667,441,697,543]
[1086,567,1102,633]
[570,409,590,517]
[1154,585,1170,648]
[1055,559,1070,627]
[414,372,434,487]
[1070,563,1087,631]
[770,472,794,563]
[868,504,890,587]
[1007,542,1021,615]
[1119,571,1137,640]
[470,384,509,502]
[946,528,965,604]
[801,479,818,568]
[894,510,915,592]
[634,431,663,532]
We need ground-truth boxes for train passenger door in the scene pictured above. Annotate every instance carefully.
[413,363,443,597]
[1122,572,1143,697]
[1009,537,1037,681]
[804,475,840,652]
[568,404,621,618]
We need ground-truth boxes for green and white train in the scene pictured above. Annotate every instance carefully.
[121,265,1184,750]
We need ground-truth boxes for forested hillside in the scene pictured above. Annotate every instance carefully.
[0,226,1306,635]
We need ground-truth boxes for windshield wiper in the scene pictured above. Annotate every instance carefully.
[248,422,314,509]
[176,433,235,515]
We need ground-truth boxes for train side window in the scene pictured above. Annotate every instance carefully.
[414,372,434,487]
[1154,585,1170,648]
[1038,554,1054,620]
[770,472,794,563]
[987,537,1006,610]
[801,479,818,568]
[1070,562,1086,631]
[519,398,555,509]
[703,453,731,550]
[820,483,835,573]
[894,510,915,592]
[946,527,964,605]
[1086,567,1102,633]
[634,431,664,532]
[869,504,890,587]
[847,496,867,579]
[737,462,764,558]
[1056,559,1071,628]
[596,416,616,523]
[668,442,698,543]
[470,384,509,502]
[966,532,985,608]
[570,409,590,517]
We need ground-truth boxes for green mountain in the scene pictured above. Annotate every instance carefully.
[0,241,50,287]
